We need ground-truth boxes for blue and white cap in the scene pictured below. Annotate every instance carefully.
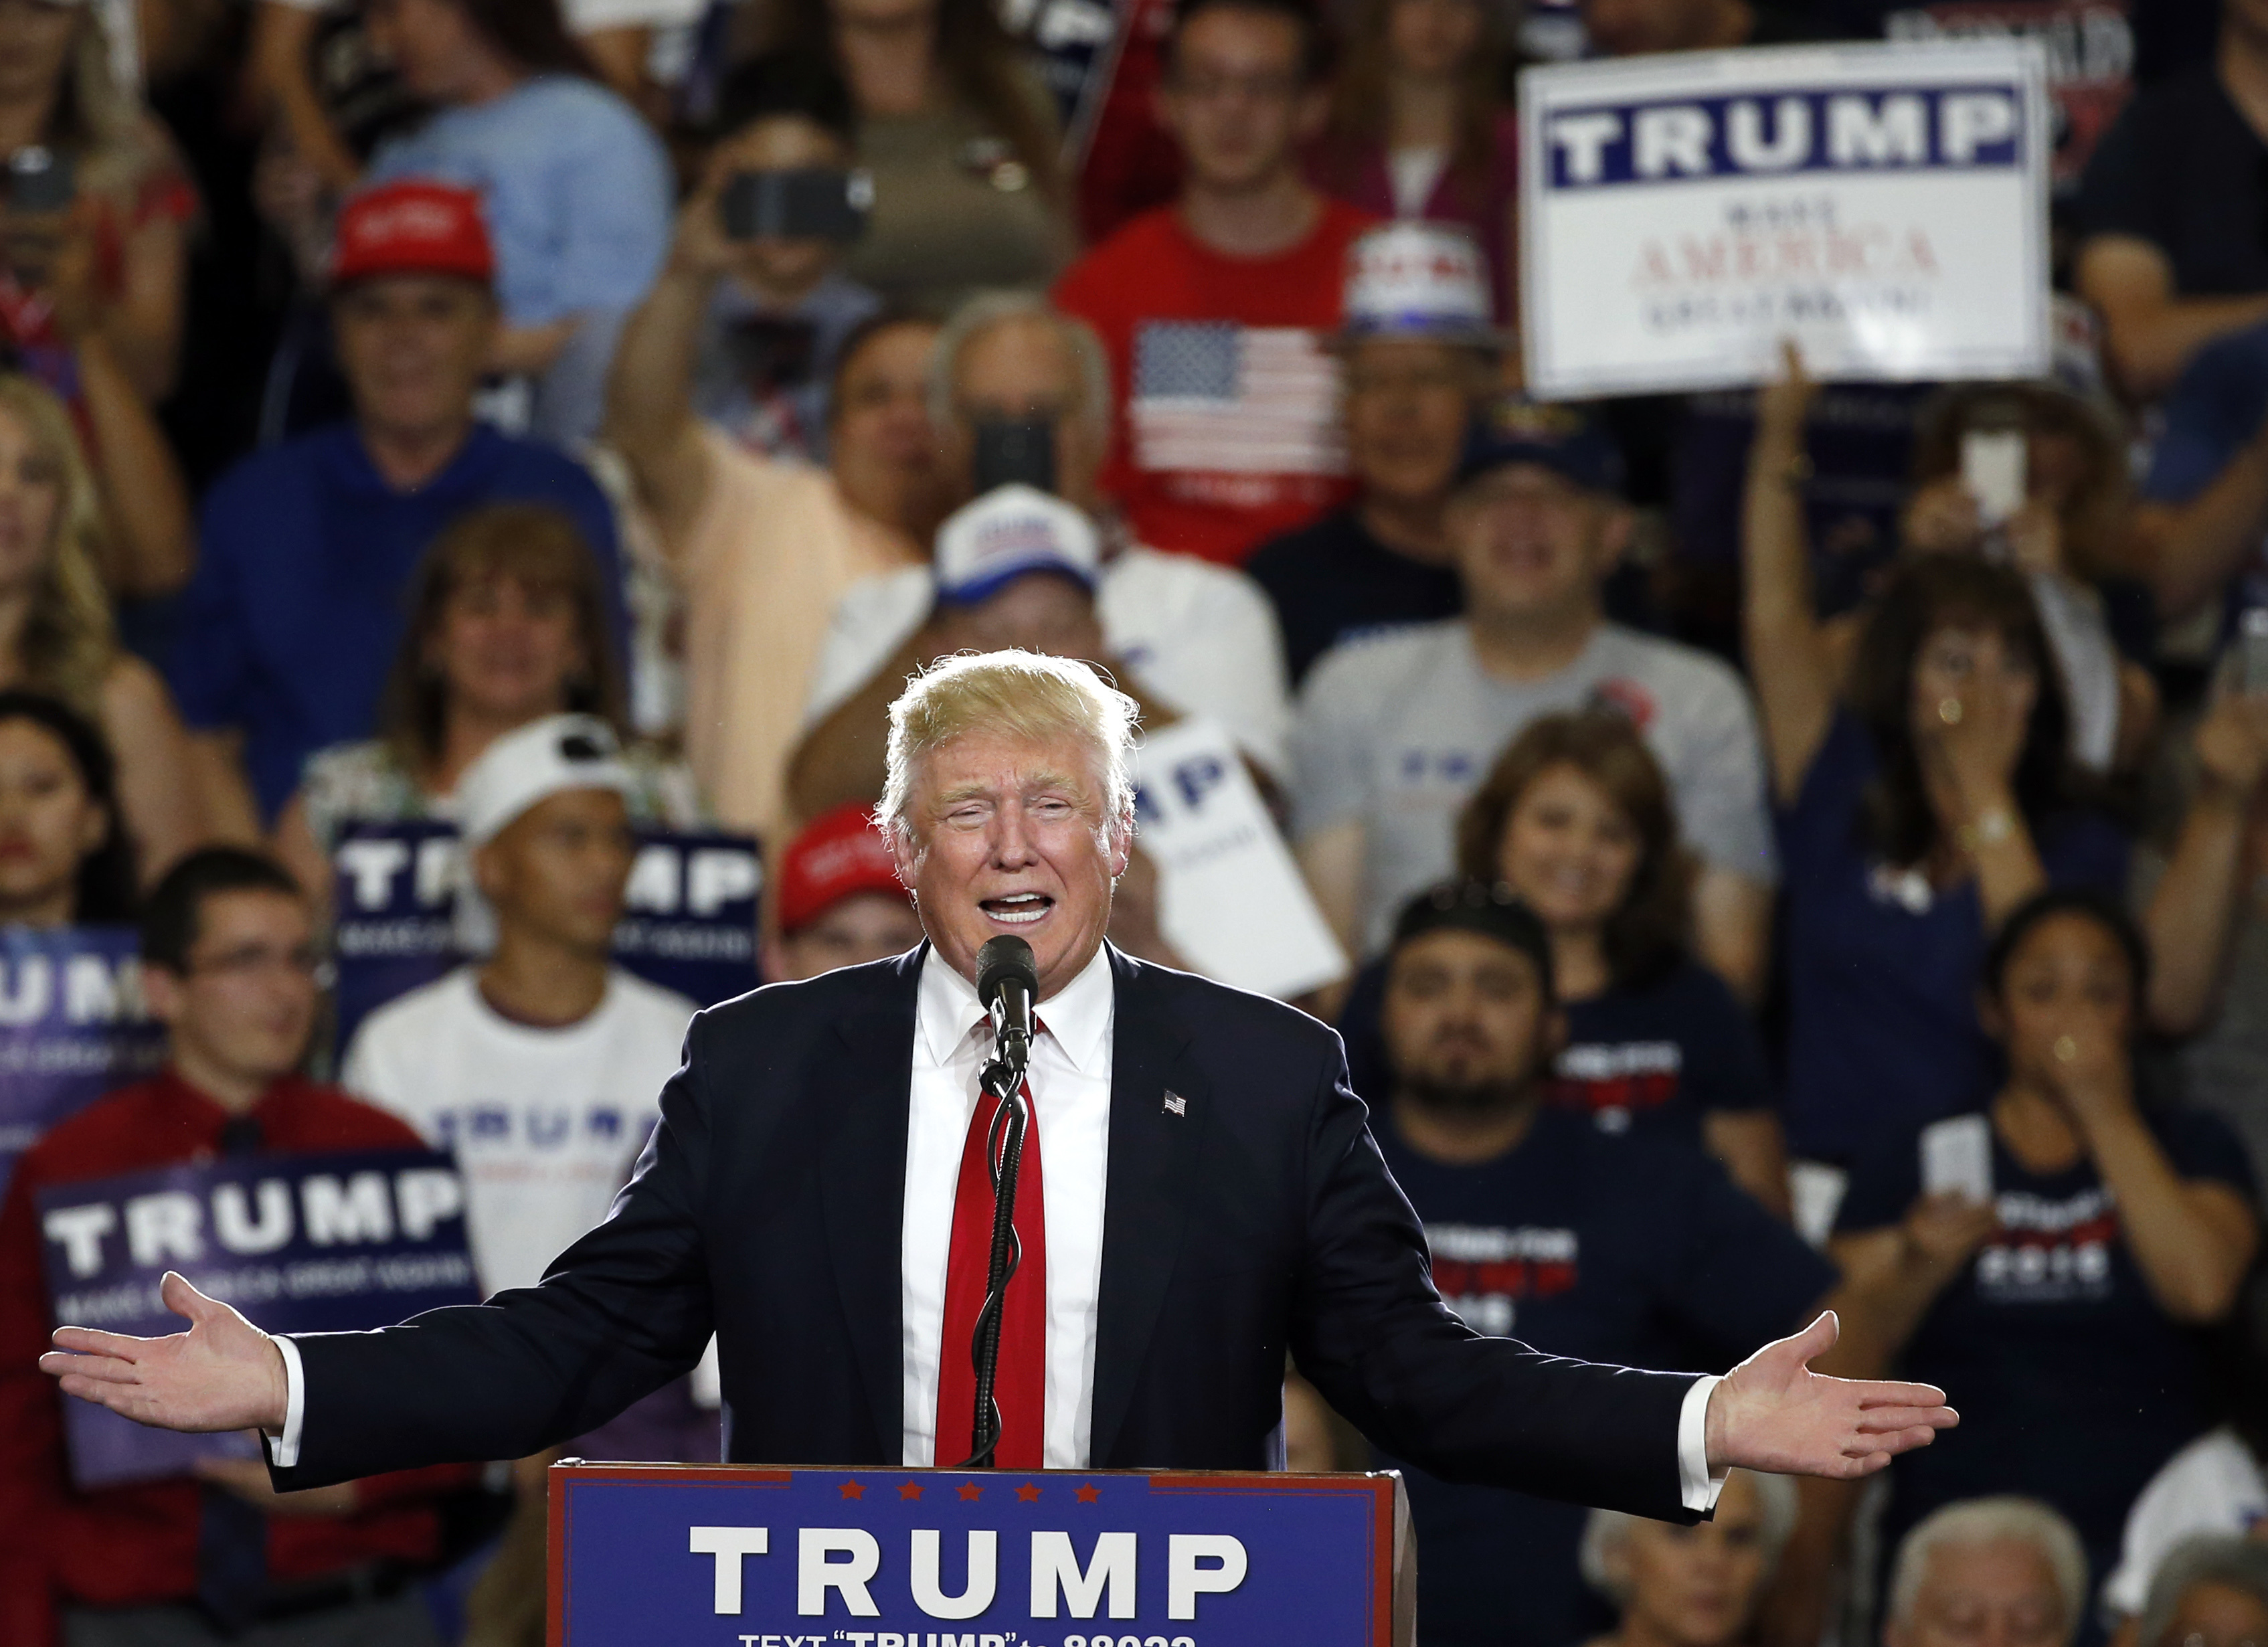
[1339,223,1504,349]
[934,484,1102,606]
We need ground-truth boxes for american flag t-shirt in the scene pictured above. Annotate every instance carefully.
[1130,322,1346,483]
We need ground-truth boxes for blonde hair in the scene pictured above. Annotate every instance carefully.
[879,650,1140,843]
[0,375,118,715]
[1579,1470,1799,1604]
[1887,1497,2088,1642]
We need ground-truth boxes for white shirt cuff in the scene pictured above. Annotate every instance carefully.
[1678,1374,1727,1514]
[263,1334,306,1469]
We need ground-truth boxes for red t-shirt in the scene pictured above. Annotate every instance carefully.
[1054,197,1376,565]
[0,1070,476,1644]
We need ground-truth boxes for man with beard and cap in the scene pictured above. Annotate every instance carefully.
[1365,879,1846,1647]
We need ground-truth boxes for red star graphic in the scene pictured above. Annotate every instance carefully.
[1015,1483,1043,1502]
[958,1481,984,1501]
[899,1481,924,1500]
[839,1480,865,1500]
[1074,1482,1101,1503]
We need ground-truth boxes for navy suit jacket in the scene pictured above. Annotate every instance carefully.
[273,946,1700,1518]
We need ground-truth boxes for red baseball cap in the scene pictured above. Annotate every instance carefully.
[330,179,496,289]
[775,803,911,935]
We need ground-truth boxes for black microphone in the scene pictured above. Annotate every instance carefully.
[976,936,1037,1073]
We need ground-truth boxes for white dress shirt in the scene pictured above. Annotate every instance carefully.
[270,942,1724,1511]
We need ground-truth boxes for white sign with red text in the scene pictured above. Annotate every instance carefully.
[1518,39,2051,398]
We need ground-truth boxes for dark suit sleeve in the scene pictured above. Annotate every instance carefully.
[1288,1044,1703,1522]
[269,1021,719,1490]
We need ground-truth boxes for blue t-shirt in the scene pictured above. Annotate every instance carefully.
[1552,958,1773,1141]
[171,422,628,820]
[1834,1103,2256,1589]
[1374,1108,1836,1647]
[2142,321,2268,626]
[367,76,671,327]
[1777,709,2130,1164]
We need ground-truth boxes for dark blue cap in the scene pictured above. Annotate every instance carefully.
[1454,398,1626,496]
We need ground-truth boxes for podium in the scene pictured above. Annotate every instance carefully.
[547,1462,1415,1647]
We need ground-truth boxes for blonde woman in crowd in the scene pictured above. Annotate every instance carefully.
[1580,1471,1798,1647]
[0,374,200,881]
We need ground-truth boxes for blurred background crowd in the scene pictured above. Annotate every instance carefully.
[0,0,2266,1641]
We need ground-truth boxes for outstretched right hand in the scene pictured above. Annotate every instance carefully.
[38,1271,289,1436]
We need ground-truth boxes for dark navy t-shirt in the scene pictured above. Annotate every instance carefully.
[1244,509,1462,687]
[1553,959,1773,1142]
[170,422,629,820]
[1777,710,2130,1164]
[1835,1104,2255,1591]
[1375,1108,1836,1647]
[2142,321,2268,629]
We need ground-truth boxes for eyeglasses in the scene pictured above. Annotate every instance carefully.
[186,944,333,988]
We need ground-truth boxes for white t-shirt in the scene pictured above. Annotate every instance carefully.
[341,966,697,1297]
[802,546,1294,779]
[2102,1426,2268,1618]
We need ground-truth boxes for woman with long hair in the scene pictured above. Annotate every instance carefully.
[0,0,195,404]
[1454,711,1788,1212]
[272,503,701,910]
[0,373,201,882]
[742,0,1072,311]
[1308,0,1518,316]
[1744,349,2129,1188]
[0,689,137,927]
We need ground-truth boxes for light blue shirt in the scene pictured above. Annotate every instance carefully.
[369,75,671,327]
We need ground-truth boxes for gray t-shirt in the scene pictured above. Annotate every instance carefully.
[1291,620,1778,956]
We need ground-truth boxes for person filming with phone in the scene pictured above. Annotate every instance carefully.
[783,293,1292,827]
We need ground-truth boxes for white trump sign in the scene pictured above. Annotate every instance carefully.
[1518,39,2051,398]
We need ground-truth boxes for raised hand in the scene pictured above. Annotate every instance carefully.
[38,1272,290,1436]
[1705,1312,1957,1480]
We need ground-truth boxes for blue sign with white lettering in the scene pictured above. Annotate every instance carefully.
[329,822,763,1051]
[0,926,165,1202]
[37,1148,477,1488]
[550,1464,1405,1647]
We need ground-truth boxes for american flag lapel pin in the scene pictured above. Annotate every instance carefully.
[1162,1090,1187,1117]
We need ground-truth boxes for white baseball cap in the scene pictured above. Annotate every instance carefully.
[455,713,633,849]
[933,484,1101,606]
[1339,223,1502,349]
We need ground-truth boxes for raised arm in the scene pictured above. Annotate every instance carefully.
[1741,345,1836,806]
[2077,238,2268,404]
[2143,691,2268,1035]
[2131,420,2268,622]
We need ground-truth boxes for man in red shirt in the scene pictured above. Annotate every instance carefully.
[1055,0,1375,566]
[0,849,473,1645]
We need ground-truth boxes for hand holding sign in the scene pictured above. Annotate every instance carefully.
[41,1270,290,1437]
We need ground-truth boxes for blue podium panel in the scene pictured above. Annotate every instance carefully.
[548,1464,1408,1647]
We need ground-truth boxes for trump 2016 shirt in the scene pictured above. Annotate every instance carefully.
[1834,1103,2256,1587]
[1375,1106,1834,1647]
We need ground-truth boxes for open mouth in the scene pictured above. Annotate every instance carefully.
[980,891,1055,927]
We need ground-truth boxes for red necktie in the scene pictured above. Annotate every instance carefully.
[934,1037,1047,1470]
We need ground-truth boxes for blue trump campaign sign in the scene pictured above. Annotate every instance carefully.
[37,1148,477,1489]
[330,820,762,1050]
[549,1464,1412,1647]
[1518,38,2051,398]
[0,926,165,1202]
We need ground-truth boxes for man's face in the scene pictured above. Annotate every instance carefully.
[1345,338,1478,507]
[474,788,636,957]
[1157,7,1325,195]
[1579,0,1719,57]
[1380,928,1552,1109]
[708,114,851,298]
[945,316,1106,512]
[1887,1541,2066,1647]
[147,890,321,1090]
[333,275,495,445]
[770,889,926,982]
[1447,462,1628,626]
[889,729,1129,999]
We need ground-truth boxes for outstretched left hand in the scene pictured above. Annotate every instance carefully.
[1705,1312,1957,1480]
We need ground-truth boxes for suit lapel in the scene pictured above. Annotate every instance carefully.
[818,946,923,1462]
[1088,947,1204,1466]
